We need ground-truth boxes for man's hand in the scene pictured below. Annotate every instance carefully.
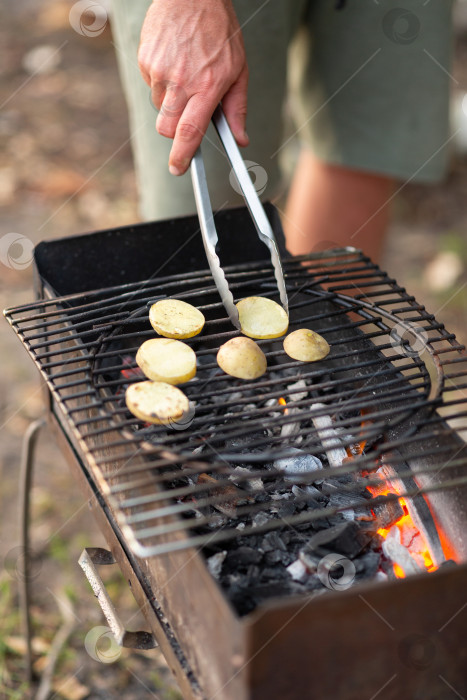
[138,0,249,175]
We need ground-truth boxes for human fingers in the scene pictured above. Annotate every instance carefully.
[167,95,215,175]
[221,64,249,147]
[155,82,189,139]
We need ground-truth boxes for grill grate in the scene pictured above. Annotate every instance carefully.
[5,249,467,557]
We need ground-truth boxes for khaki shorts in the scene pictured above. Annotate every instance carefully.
[110,0,454,220]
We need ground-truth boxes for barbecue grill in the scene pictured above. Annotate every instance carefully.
[5,204,467,699]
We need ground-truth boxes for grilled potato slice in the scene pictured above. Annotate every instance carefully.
[217,337,267,380]
[236,296,288,339]
[136,338,196,384]
[283,328,330,362]
[149,299,205,339]
[125,380,190,425]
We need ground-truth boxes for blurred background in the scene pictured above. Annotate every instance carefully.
[0,1,466,698]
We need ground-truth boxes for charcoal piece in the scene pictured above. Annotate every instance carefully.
[207,551,226,579]
[291,484,322,509]
[440,559,457,569]
[264,549,294,566]
[276,501,297,518]
[325,512,347,528]
[320,478,358,495]
[261,531,288,553]
[237,535,261,549]
[252,511,271,527]
[260,566,289,582]
[274,448,323,483]
[225,546,263,569]
[250,581,304,602]
[301,521,372,559]
[306,485,325,501]
[254,492,271,504]
[303,576,327,593]
[326,489,370,512]
[372,499,405,529]
[379,556,395,577]
[354,551,381,580]
[224,433,267,450]
[246,565,261,582]
[295,521,324,532]
[231,466,263,492]
[228,586,256,616]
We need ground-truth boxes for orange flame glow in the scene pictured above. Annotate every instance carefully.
[369,491,436,578]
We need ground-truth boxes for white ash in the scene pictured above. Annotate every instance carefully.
[274,447,323,482]
[287,379,309,403]
[311,403,347,467]
[375,571,389,583]
[207,551,227,579]
[252,511,271,528]
[270,492,289,501]
[208,513,226,529]
[231,466,263,492]
[382,526,422,577]
[280,408,303,440]
[286,559,308,582]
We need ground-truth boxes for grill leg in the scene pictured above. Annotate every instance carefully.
[18,418,45,683]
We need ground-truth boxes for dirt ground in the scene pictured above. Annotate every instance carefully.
[1,1,466,699]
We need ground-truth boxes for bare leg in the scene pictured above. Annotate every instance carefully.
[283,149,396,263]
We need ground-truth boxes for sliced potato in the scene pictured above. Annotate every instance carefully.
[236,296,289,339]
[149,299,205,339]
[217,337,267,380]
[136,338,196,384]
[125,380,190,425]
[283,328,330,362]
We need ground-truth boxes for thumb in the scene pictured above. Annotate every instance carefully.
[221,65,249,147]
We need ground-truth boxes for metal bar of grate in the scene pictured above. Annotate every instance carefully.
[4,249,467,558]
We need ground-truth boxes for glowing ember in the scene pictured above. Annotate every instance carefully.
[278,397,288,414]
[371,491,436,578]
[351,410,437,579]
[121,355,145,380]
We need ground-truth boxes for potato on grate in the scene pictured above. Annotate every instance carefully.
[125,380,190,425]
[236,296,288,339]
[217,337,267,380]
[136,338,196,384]
[283,328,330,362]
[149,299,205,339]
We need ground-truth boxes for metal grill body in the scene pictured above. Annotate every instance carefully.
[5,206,467,700]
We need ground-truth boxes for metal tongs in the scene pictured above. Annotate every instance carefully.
[190,105,288,329]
